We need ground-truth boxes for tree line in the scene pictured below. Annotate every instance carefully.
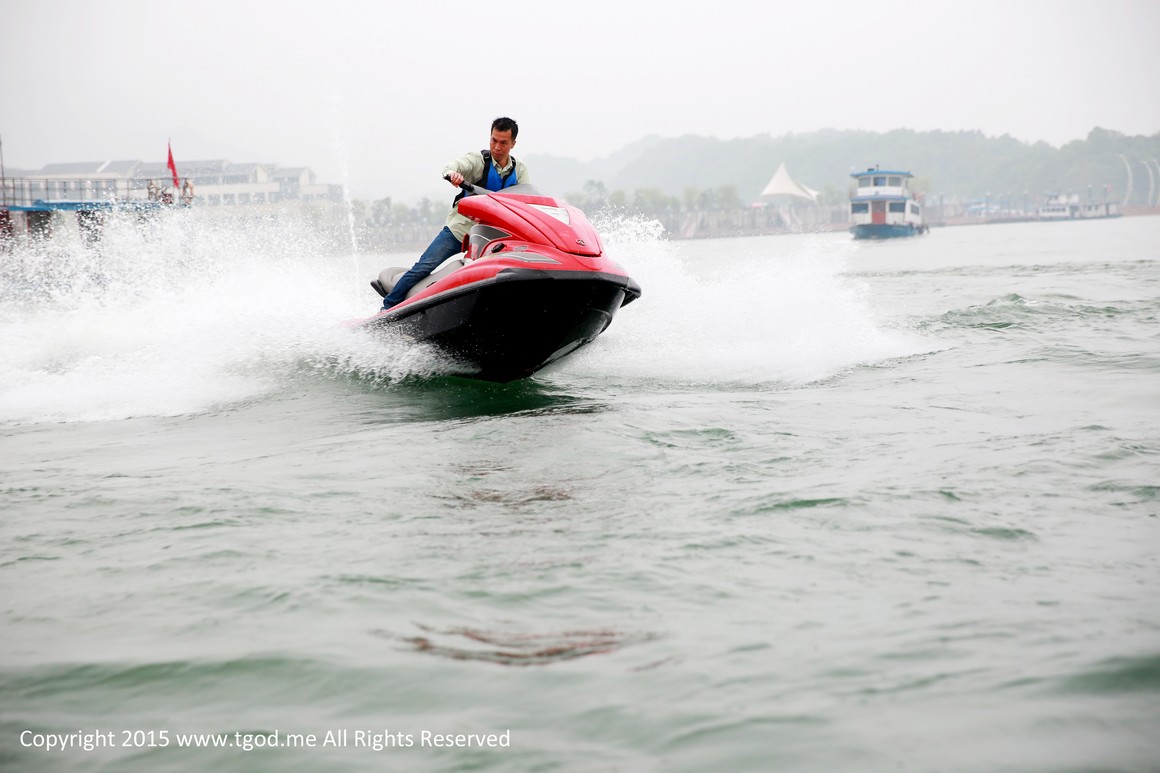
[535,127,1160,207]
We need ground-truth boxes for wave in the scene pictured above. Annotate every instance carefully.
[553,216,931,389]
[0,211,452,424]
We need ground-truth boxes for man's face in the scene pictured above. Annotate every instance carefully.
[490,129,515,163]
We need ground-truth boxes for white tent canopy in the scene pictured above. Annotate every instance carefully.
[759,161,818,202]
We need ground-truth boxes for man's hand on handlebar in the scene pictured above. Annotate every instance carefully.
[446,172,465,186]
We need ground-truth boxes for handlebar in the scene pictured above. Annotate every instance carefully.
[444,173,485,197]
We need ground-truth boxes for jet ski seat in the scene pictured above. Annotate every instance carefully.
[370,258,466,299]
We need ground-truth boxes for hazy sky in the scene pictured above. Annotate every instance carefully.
[3,0,1158,200]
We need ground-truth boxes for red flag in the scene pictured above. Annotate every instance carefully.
[167,141,180,188]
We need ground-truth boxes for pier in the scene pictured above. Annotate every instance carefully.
[0,177,184,239]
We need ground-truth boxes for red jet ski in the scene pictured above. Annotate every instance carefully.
[350,180,641,382]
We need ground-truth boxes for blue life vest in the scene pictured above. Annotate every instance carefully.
[482,149,519,191]
[454,150,518,204]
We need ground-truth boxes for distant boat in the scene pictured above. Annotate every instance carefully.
[849,167,927,239]
[1037,193,1120,221]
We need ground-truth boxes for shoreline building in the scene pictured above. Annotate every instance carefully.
[4,158,342,207]
[1,158,344,239]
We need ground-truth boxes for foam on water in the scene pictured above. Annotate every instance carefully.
[0,212,439,425]
[559,214,931,386]
[0,211,931,424]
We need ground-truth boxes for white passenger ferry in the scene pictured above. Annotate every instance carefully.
[849,167,927,239]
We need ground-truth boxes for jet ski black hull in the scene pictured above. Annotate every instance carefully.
[364,268,639,382]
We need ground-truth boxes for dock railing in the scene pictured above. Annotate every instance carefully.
[0,178,176,210]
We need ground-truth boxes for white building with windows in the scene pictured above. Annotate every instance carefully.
[4,159,343,208]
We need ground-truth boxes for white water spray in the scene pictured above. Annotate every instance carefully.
[555,213,928,387]
[0,212,438,425]
[0,210,930,424]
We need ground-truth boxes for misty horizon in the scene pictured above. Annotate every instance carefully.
[5,124,1155,206]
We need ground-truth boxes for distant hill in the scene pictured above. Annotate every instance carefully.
[525,135,667,198]
[526,128,1160,206]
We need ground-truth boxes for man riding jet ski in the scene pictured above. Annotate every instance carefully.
[378,116,529,313]
[350,119,640,382]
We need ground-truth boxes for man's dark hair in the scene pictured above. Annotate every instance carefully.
[492,116,518,140]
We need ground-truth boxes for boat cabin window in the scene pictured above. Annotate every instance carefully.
[851,202,869,213]
[888,177,902,187]
[873,176,886,187]
[858,177,872,188]
[888,202,906,213]
[909,203,920,215]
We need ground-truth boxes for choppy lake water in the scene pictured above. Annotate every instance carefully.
[1,212,1158,772]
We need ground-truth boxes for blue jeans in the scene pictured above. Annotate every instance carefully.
[382,226,462,309]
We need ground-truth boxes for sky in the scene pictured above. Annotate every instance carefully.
[3,0,1159,201]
